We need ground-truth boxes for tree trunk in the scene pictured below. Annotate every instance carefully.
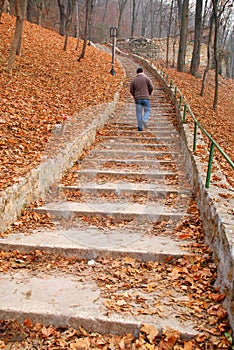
[75,0,80,50]
[37,0,45,26]
[58,0,66,36]
[63,0,75,50]
[177,0,182,28]
[177,0,189,72]
[166,0,174,67]
[200,13,214,96]
[117,0,127,36]
[131,0,136,37]
[77,0,93,61]
[102,0,108,23]
[190,0,203,76]
[6,0,27,74]
[0,0,5,21]
[16,0,27,55]
[212,0,219,111]
[158,0,163,38]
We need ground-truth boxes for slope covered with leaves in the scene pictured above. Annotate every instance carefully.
[162,67,234,187]
[0,13,123,191]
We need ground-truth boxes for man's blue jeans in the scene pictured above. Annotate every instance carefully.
[135,99,150,131]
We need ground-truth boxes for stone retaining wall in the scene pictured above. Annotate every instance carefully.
[0,94,120,233]
[117,37,208,67]
[126,52,234,333]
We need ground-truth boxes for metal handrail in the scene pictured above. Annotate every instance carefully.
[159,69,234,189]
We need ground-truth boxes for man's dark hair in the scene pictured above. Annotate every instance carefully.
[137,68,143,74]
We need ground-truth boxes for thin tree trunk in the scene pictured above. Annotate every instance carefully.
[102,0,108,23]
[200,14,214,96]
[212,0,219,111]
[0,0,5,21]
[177,0,182,28]
[75,0,80,50]
[16,0,27,55]
[158,0,163,38]
[117,0,127,36]
[63,0,75,51]
[6,0,26,74]
[166,0,174,67]
[177,0,189,72]
[78,0,93,61]
[58,0,66,36]
[131,0,136,37]
[190,0,203,76]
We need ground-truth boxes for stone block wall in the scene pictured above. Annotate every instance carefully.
[117,37,208,67]
[0,95,120,233]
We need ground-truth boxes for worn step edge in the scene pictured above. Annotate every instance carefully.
[77,159,181,165]
[60,184,192,195]
[0,307,198,340]
[35,205,189,221]
[73,169,178,177]
[0,239,192,263]
[90,150,182,156]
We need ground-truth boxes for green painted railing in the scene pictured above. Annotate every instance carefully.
[160,70,234,189]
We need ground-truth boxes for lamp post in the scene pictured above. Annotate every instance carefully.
[110,26,117,76]
[88,18,91,46]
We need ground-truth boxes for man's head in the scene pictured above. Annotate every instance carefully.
[137,67,143,74]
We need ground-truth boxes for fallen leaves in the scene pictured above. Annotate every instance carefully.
[162,66,234,187]
[0,319,232,349]
[0,13,124,192]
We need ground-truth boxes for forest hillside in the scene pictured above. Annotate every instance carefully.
[0,13,123,191]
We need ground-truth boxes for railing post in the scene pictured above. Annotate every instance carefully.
[183,104,187,123]
[193,122,198,152]
[179,94,183,108]
[206,142,215,189]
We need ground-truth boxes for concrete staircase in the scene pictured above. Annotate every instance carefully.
[0,56,225,341]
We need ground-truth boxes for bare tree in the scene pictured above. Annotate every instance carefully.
[190,0,203,76]
[102,0,108,23]
[63,0,75,50]
[117,0,127,36]
[6,0,28,75]
[0,0,6,21]
[75,0,80,49]
[78,0,94,61]
[140,0,150,36]
[166,0,174,67]
[177,0,189,72]
[200,12,214,96]
[58,0,67,36]
[212,0,233,110]
[131,0,136,37]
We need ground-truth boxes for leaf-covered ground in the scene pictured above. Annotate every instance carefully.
[0,13,123,191]
[161,67,234,187]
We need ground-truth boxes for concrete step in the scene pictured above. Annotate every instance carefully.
[96,143,178,151]
[60,183,192,196]
[89,150,182,160]
[0,266,200,338]
[0,227,192,261]
[35,201,189,222]
[74,168,178,178]
[99,136,181,145]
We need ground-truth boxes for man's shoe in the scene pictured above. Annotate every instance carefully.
[142,120,148,129]
[138,127,143,131]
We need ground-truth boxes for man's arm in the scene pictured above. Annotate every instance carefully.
[147,78,153,95]
[130,81,135,96]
